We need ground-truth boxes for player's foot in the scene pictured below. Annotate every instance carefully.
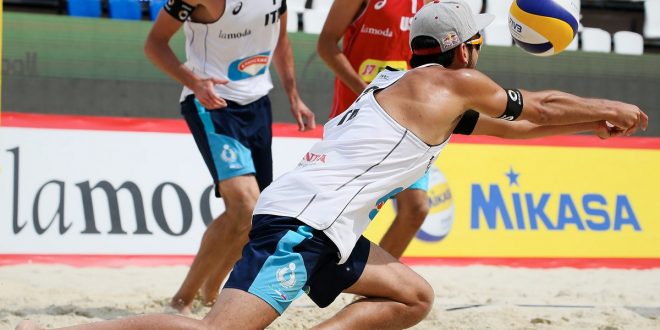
[15,320,42,330]
[169,297,193,314]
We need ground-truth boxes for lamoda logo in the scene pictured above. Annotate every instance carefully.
[6,147,219,237]
[471,167,641,232]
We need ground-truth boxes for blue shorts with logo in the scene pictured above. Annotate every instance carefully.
[181,94,273,196]
[224,214,371,314]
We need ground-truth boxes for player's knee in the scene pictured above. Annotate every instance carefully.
[225,191,257,220]
[407,278,435,323]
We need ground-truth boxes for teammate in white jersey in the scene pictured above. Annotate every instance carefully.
[17,1,647,329]
[144,0,316,312]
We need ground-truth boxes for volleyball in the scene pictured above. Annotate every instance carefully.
[508,0,580,56]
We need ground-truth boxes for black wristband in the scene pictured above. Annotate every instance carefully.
[498,89,523,121]
[164,0,195,22]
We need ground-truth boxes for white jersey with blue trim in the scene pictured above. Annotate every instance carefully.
[254,68,450,264]
[179,0,284,105]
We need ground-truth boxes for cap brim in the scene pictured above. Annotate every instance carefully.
[474,13,495,32]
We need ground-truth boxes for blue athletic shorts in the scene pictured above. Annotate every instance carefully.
[408,172,430,191]
[181,94,273,197]
[224,214,371,314]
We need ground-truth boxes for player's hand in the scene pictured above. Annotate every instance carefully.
[291,98,316,132]
[192,77,228,109]
[594,121,624,139]
[608,103,648,136]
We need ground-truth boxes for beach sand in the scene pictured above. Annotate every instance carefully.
[1,264,659,329]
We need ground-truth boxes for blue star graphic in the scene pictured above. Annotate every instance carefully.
[506,167,520,186]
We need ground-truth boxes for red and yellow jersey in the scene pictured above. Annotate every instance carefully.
[330,0,424,119]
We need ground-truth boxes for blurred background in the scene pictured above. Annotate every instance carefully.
[3,0,660,135]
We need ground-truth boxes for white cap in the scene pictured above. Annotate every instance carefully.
[410,0,495,53]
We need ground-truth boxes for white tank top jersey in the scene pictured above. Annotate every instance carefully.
[254,68,450,264]
[179,0,284,105]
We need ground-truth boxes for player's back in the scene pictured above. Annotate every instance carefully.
[254,68,449,263]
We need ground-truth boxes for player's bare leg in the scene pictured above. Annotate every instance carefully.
[202,288,280,329]
[15,288,278,330]
[313,242,434,329]
[15,320,41,330]
[379,189,429,258]
[170,175,259,312]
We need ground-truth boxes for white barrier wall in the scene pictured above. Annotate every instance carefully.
[0,115,319,255]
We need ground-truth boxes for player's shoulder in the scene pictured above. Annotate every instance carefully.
[423,67,489,89]
[404,65,470,86]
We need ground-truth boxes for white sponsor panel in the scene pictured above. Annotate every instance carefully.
[0,127,318,255]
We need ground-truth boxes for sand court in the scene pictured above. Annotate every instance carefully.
[1,263,659,329]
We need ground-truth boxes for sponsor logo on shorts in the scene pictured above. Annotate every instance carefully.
[227,52,271,81]
[276,263,297,289]
[220,144,243,169]
[270,285,288,300]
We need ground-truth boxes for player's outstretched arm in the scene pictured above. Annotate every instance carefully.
[454,69,648,136]
[144,0,227,109]
[272,11,316,131]
[469,116,621,140]
[317,0,369,95]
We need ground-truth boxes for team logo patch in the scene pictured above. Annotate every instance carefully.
[276,263,297,289]
[442,32,460,49]
[227,51,271,81]
[220,144,243,169]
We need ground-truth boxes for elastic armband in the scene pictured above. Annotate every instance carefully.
[497,88,523,121]
[164,0,195,22]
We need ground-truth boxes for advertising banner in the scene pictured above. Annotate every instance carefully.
[2,113,659,267]
[364,138,660,265]
[0,113,318,256]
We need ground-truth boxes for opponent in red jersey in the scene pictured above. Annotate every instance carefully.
[318,0,434,259]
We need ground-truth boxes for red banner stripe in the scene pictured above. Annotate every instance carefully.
[1,254,659,269]
[2,111,659,148]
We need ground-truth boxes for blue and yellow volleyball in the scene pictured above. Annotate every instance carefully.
[508,0,580,56]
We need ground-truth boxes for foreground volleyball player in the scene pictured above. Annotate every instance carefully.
[17,1,647,329]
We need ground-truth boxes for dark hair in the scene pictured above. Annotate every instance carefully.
[409,36,457,68]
